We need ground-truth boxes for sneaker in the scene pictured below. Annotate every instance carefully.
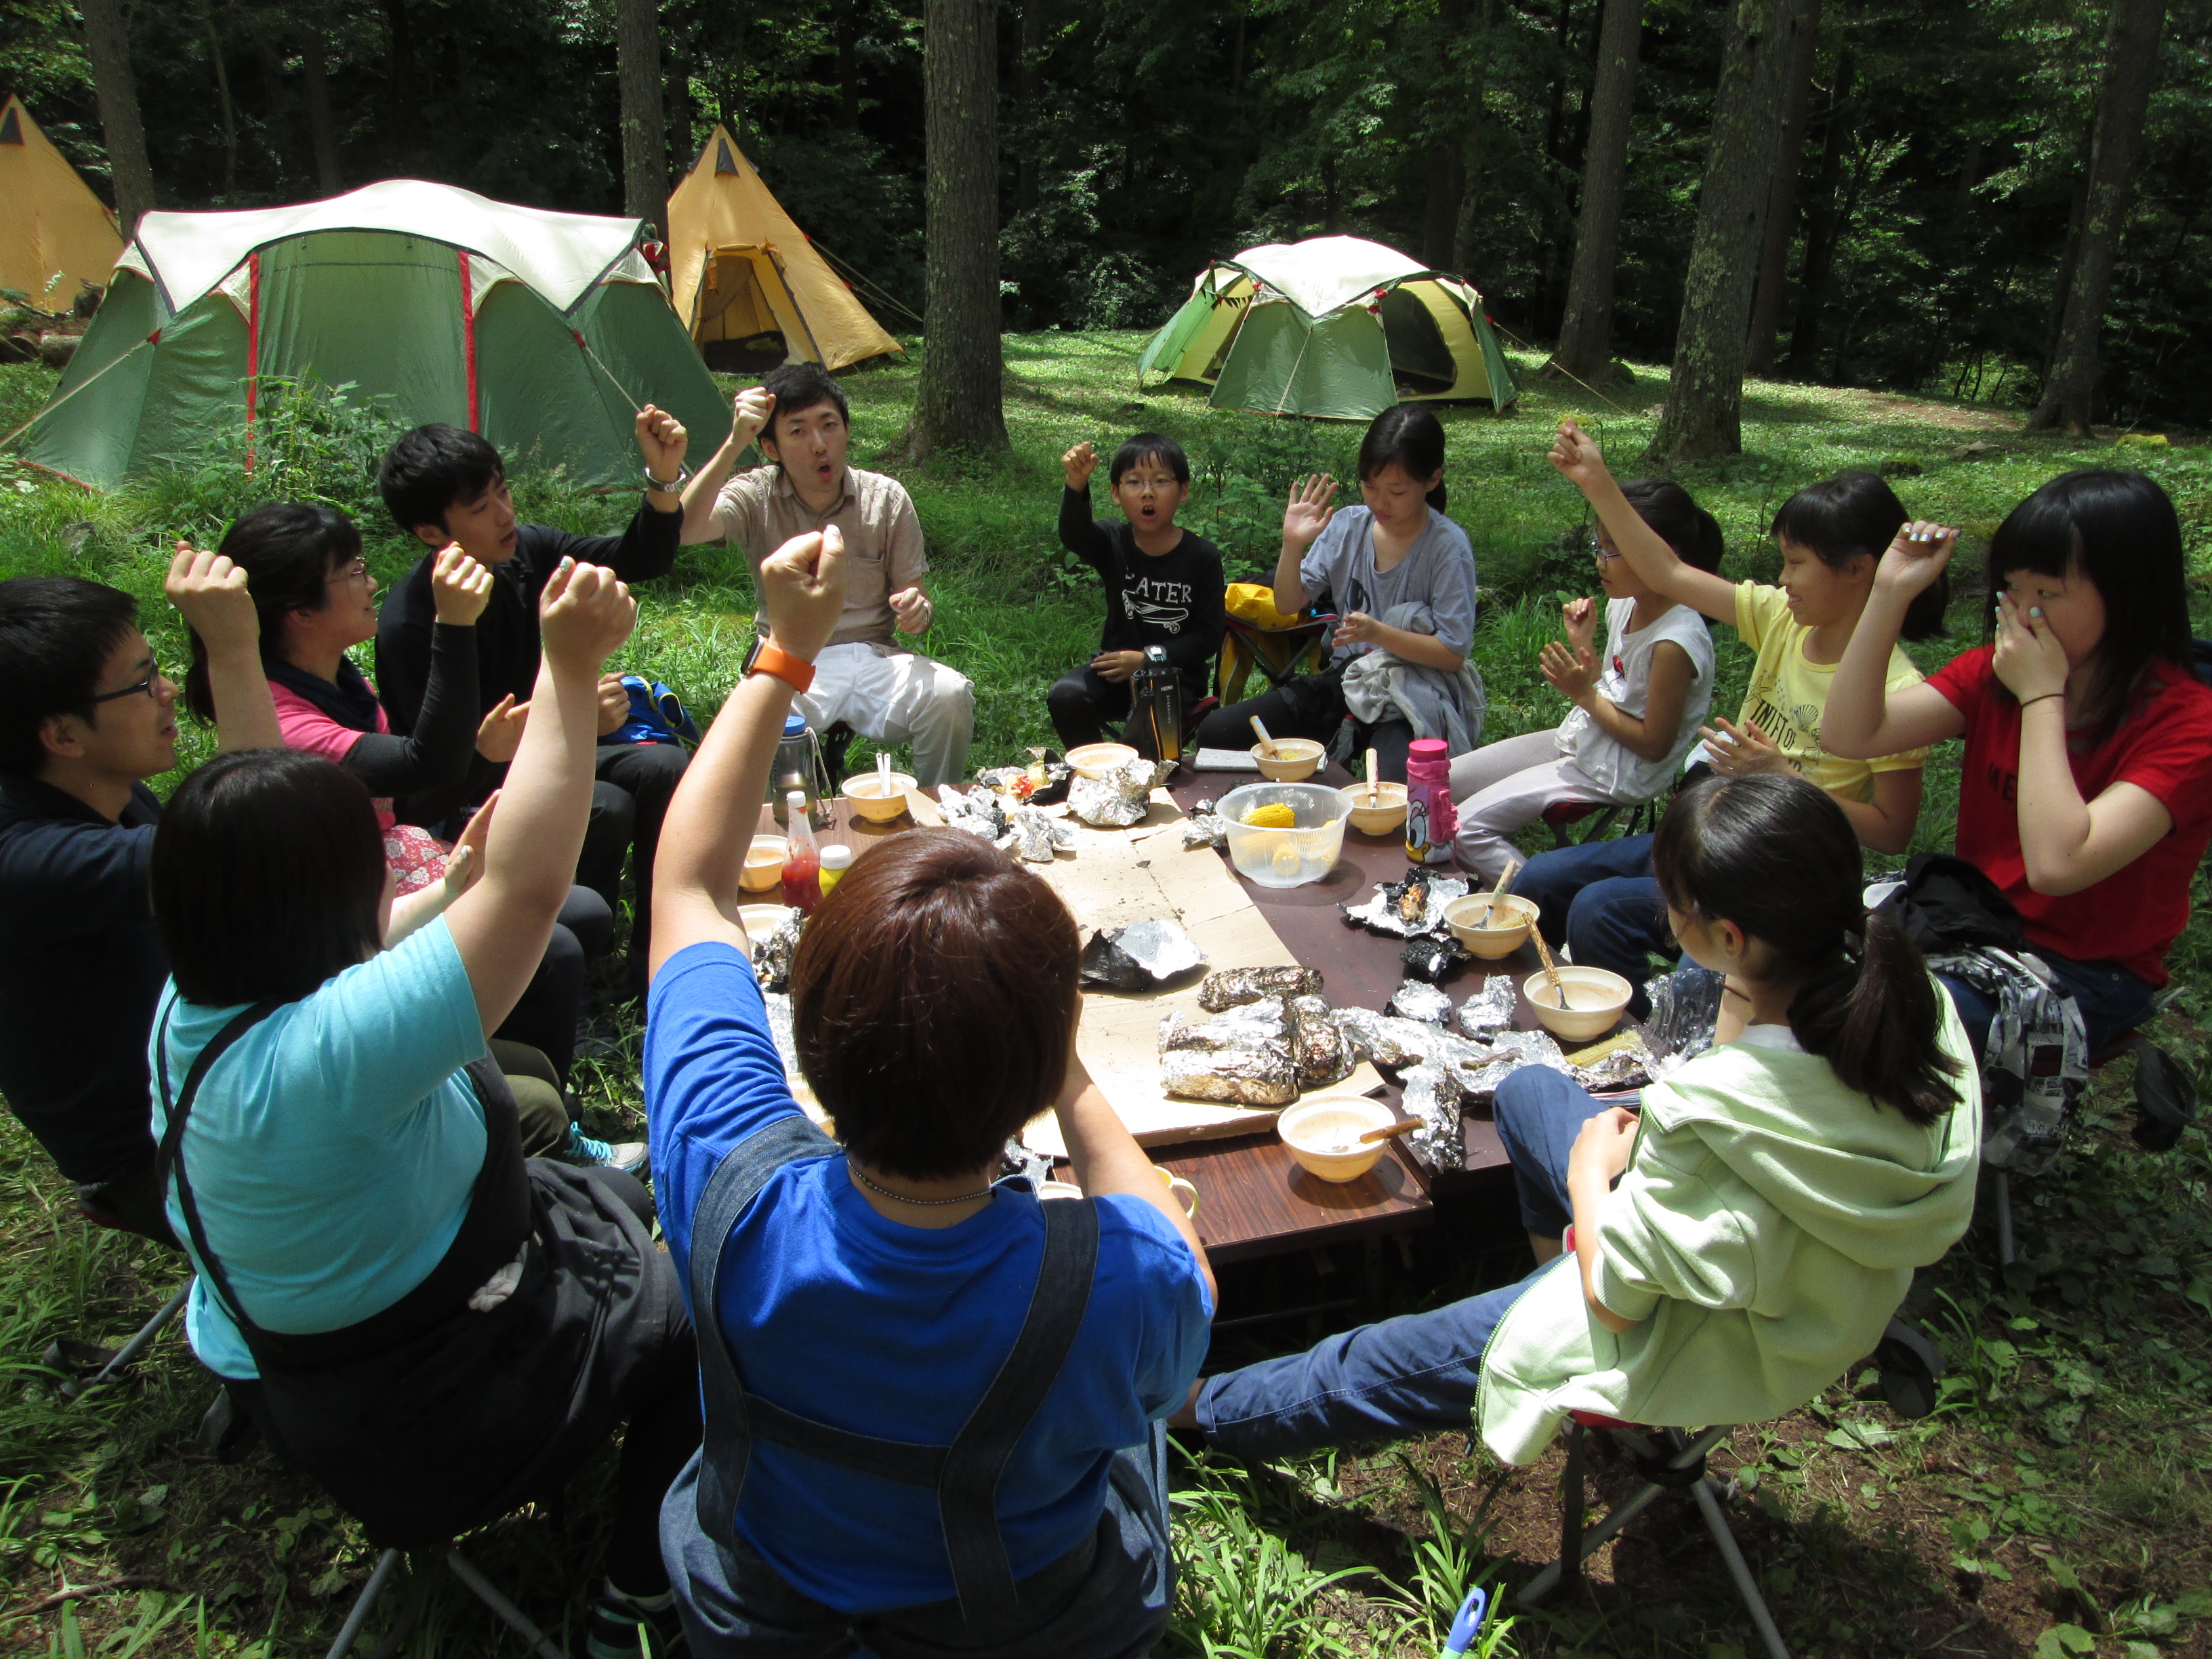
[566,1126,648,1175]
[584,1591,685,1658]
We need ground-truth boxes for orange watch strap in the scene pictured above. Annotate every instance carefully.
[745,644,815,695]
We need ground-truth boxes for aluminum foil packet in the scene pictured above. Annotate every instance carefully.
[937,783,1008,842]
[1080,919,1206,991]
[1643,962,1725,1078]
[752,915,804,993]
[1000,805,1075,864]
[1389,979,1456,1025]
[1158,998,1298,1106]
[1570,1032,1653,1094]
[1340,867,1470,937]
[1199,966,1324,1012]
[977,749,1073,807]
[1069,756,1163,827]
[1180,813,1229,851]
[1332,1006,1443,1071]
[1459,1028,1572,1104]
[1000,1139,1056,1190]
[760,989,802,1079]
[1401,1061,1467,1172]
[1401,933,1467,983]
[1287,993,1353,1088]
[1456,976,1518,1038]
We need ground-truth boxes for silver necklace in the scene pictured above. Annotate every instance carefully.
[847,1157,996,1207]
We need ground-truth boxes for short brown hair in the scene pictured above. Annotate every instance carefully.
[790,830,1079,1179]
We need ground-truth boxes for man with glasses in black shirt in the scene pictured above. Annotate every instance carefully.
[0,550,279,1240]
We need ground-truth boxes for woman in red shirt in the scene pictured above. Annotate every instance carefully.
[1826,470,2212,1051]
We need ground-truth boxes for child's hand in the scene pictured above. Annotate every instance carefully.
[1063,441,1099,491]
[1332,611,1382,650]
[1992,591,2070,703]
[597,673,632,736]
[1090,649,1144,682]
[539,559,638,675]
[475,694,529,762]
[1561,596,1598,653]
[165,543,259,655]
[1872,520,1957,600]
[1700,715,1786,777]
[1539,639,1599,705]
[1548,419,1607,490]
[888,585,933,634]
[1282,474,1338,552]
[441,792,498,902]
[1568,1104,1640,1187]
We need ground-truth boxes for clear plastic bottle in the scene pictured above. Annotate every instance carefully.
[780,791,822,912]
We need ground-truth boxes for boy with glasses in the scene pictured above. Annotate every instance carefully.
[0,551,280,1240]
[1047,434,1225,750]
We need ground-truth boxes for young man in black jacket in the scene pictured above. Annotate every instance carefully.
[375,407,691,987]
[1050,434,1227,748]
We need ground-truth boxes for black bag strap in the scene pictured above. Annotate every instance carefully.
[154,998,283,1340]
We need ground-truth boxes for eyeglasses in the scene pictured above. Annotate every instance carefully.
[1119,477,1181,494]
[1585,532,1624,562]
[89,665,165,703]
[328,558,371,590]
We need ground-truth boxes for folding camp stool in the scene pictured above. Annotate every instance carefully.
[41,1193,190,1402]
[1540,796,1658,851]
[1520,1415,1789,1659]
[324,1547,564,1659]
[1215,612,1335,704]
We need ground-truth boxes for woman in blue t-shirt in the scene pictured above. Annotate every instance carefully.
[1192,403,1482,781]
[647,525,1216,1655]
[148,559,699,1656]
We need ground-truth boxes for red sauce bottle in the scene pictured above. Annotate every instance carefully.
[780,791,823,913]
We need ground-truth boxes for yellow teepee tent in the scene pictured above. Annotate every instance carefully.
[666,125,901,372]
[0,96,123,306]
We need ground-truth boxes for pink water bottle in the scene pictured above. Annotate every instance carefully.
[1403,739,1458,866]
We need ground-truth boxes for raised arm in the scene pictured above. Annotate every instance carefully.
[1549,422,1739,625]
[1824,523,1967,760]
[1270,474,1337,617]
[165,545,281,752]
[651,527,849,975]
[680,386,774,544]
[444,559,636,1033]
[342,548,490,794]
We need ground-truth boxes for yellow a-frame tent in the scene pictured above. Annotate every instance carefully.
[0,95,123,306]
[666,125,901,372]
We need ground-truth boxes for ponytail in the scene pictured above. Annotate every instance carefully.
[1653,773,1963,1125]
[183,503,363,723]
[1621,478,1724,575]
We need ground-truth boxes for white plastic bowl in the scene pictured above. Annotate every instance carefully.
[1279,1096,1399,1183]
[1216,781,1351,890]
[1523,966,1634,1042]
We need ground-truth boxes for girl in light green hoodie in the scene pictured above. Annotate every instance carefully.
[1189,772,1981,1464]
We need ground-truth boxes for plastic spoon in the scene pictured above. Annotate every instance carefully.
[1249,716,1278,758]
[1365,747,1380,806]
[876,751,893,796]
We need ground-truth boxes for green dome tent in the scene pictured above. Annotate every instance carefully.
[1138,235,1516,420]
[12,180,731,491]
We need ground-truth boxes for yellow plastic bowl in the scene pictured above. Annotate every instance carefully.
[1278,1096,1400,1183]
[740,834,790,892]
[842,773,917,822]
[739,903,796,937]
[1250,739,1324,781]
[1523,966,1634,1042]
[1345,781,1410,836]
[1065,742,1139,779]
[1446,893,1540,958]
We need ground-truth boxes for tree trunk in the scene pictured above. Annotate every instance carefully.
[616,0,668,229]
[2030,0,2163,436]
[384,0,415,108]
[907,0,1008,459]
[841,0,865,126]
[201,0,240,200]
[79,0,155,232]
[1644,0,1814,467]
[1015,0,1044,213]
[1450,0,1494,275]
[301,12,344,194]
[1784,41,1853,375]
[1744,0,1820,375]
[726,3,748,142]
[1543,0,1641,382]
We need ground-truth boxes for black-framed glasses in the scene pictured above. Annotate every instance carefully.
[90,665,164,703]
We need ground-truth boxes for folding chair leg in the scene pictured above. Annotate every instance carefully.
[1690,1478,1790,1659]
[1992,1170,2016,1269]
[1559,1419,1587,1591]
[1520,1425,1734,1606]
[447,1549,565,1659]
[64,1282,190,1401]
[325,1549,404,1659]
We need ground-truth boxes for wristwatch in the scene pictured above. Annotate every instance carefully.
[644,462,692,492]
[741,633,815,695]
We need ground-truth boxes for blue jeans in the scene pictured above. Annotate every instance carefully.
[1195,1069,1604,1459]
[1517,836,1671,1015]
[1936,952,2156,1058]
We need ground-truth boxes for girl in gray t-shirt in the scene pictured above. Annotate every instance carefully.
[1191,407,1479,783]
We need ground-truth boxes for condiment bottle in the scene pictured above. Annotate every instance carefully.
[780,791,823,912]
[817,844,853,897]
[1402,738,1458,866]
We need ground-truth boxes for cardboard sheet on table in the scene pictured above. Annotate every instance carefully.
[1020,789,1361,1157]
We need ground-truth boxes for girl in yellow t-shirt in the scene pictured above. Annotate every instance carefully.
[1514,423,1942,1013]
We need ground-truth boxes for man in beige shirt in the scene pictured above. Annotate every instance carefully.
[678,365,975,785]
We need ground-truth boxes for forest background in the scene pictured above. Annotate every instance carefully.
[4,0,2211,432]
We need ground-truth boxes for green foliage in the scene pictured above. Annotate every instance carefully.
[1170,1459,1365,1657]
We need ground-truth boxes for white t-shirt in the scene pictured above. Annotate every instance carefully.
[1557,598,1715,800]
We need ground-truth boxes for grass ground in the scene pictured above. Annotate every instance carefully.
[1,337,2210,1656]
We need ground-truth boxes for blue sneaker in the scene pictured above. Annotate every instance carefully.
[565,1126,648,1175]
